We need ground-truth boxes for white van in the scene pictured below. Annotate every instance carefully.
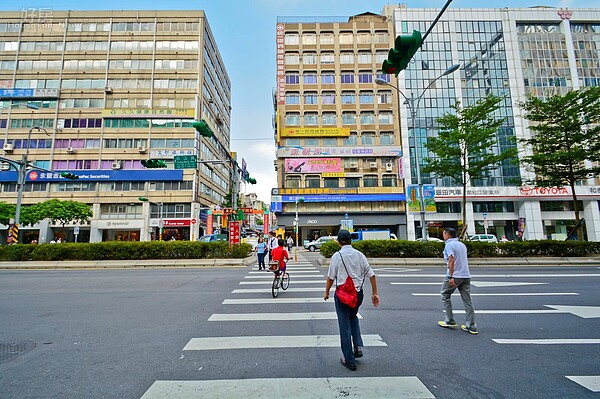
[469,234,498,243]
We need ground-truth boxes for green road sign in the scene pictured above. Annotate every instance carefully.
[174,155,198,169]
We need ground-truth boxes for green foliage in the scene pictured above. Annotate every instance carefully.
[519,86,600,187]
[0,202,16,226]
[20,199,93,227]
[0,241,253,262]
[320,240,600,258]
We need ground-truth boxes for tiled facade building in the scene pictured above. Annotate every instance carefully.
[0,10,231,243]
[273,6,600,241]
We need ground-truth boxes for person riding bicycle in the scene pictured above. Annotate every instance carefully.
[270,238,289,278]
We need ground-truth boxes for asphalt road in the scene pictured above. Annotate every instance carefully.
[1,254,598,398]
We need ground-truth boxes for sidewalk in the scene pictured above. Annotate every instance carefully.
[1,256,599,270]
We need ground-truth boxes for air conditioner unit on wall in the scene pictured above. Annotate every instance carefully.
[3,143,14,152]
[112,161,122,170]
[347,162,358,169]
[66,147,76,154]
[385,162,393,171]
[369,162,378,169]
[138,146,147,153]
[104,86,113,94]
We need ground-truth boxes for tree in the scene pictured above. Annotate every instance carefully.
[20,199,93,230]
[423,94,518,234]
[0,202,16,226]
[520,86,600,241]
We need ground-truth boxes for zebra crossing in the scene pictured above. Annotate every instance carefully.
[141,254,436,398]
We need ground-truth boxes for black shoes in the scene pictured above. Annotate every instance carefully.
[354,347,363,358]
[340,357,357,371]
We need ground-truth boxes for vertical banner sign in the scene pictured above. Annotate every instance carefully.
[229,221,241,244]
[517,217,526,240]
[263,212,269,235]
[207,212,213,235]
[340,219,354,232]
[407,185,437,213]
[276,23,285,106]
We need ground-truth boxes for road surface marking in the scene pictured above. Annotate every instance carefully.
[545,305,600,318]
[378,273,600,278]
[223,297,333,304]
[391,283,443,285]
[183,334,386,350]
[233,287,330,293]
[566,376,600,392]
[141,377,435,399]
[412,292,578,296]
[239,280,325,285]
[244,274,323,279]
[391,281,547,287]
[208,312,355,321]
[494,339,600,345]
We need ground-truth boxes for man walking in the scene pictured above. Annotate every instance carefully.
[267,231,278,262]
[438,227,478,334]
[324,230,379,371]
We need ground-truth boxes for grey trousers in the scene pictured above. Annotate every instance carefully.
[441,278,476,328]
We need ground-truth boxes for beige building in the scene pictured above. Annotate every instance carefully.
[0,9,231,243]
[273,12,407,242]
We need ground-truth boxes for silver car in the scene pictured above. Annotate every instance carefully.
[304,236,337,252]
[469,234,498,243]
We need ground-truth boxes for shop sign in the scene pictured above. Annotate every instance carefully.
[163,219,191,227]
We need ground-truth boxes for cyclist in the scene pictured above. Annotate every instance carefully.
[270,238,290,278]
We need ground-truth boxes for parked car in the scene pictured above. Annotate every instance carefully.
[416,237,444,243]
[304,236,337,252]
[469,234,498,243]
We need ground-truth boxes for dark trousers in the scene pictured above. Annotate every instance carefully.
[334,289,364,365]
[257,252,266,269]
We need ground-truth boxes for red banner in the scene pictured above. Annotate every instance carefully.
[163,219,190,227]
[229,221,241,244]
[207,213,213,235]
[263,214,269,235]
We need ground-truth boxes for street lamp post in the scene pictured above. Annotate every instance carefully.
[376,64,460,241]
[139,197,164,240]
[294,197,305,261]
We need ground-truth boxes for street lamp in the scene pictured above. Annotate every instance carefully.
[376,63,460,241]
[139,197,164,241]
[294,197,305,261]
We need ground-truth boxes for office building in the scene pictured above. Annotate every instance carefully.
[273,13,408,243]
[382,5,600,241]
[0,9,231,243]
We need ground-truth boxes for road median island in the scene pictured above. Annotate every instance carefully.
[0,257,254,270]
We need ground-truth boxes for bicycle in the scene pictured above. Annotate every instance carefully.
[268,261,290,298]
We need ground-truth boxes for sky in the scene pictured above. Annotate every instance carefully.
[1,0,597,203]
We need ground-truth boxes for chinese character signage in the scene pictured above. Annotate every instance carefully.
[407,185,436,213]
[284,158,343,173]
[277,146,402,158]
[101,108,195,118]
[276,23,285,106]
[281,127,350,137]
[229,221,241,244]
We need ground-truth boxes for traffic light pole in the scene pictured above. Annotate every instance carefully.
[376,64,459,241]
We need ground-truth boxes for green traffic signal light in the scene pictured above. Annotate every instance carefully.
[138,197,149,202]
[381,30,423,76]
[60,172,79,180]
[192,120,214,138]
[141,159,167,168]
[247,177,257,184]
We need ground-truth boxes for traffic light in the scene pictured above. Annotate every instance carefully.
[141,159,167,168]
[192,120,214,138]
[381,30,423,76]
[60,172,79,180]
[138,197,149,202]
[242,170,257,184]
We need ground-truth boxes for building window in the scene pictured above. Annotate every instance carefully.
[321,53,335,64]
[285,53,299,64]
[285,92,300,105]
[304,92,318,105]
[285,175,301,188]
[358,72,373,84]
[340,52,354,64]
[285,72,300,84]
[285,113,300,126]
[361,132,375,145]
[322,92,336,104]
[437,202,461,213]
[363,175,378,187]
[324,178,339,188]
[343,133,358,146]
[345,177,360,188]
[341,91,356,104]
[357,52,372,64]
[359,91,374,104]
[306,176,320,188]
[320,32,334,45]
[360,112,375,125]
[382,174,397,187]
[378,112,393,125]
[302,33,317,45]
[377,91,392,104]
[302,52,317,65]
[304,113,318,126]
[304,137,319,145]
[380,132,394,145]
[322,113,336,125]
[303,73,318,84]
[284,33,299,45]
[341,72,355,84]
[321,73,335,84]
[323,137,337,146]
[342,112,356,125]
[339,33,353,45]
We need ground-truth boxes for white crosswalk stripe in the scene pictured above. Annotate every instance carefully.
[183,334,386,350]
[208,311,354,321]
[565,376,600,392]
[141,377,435,399]
[223,297,333,304]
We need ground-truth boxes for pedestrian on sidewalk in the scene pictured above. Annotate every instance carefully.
[267,231,278,262]
[324,230,379,371]
[255,236,267,270]
[438,227,478,334]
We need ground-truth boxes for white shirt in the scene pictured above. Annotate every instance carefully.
[268,236,278,250]
[327,245,375,291]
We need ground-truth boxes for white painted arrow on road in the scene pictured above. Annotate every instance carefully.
[545,305,600,319]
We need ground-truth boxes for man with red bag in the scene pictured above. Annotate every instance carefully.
[324,230,379,371]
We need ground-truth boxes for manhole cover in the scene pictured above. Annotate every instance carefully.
[0,341,36,364]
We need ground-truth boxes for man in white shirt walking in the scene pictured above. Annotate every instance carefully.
[267,231,278,262]
[438,227,478,334]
